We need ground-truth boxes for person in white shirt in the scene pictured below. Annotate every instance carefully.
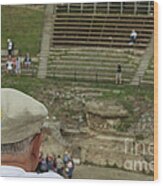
[1,88,63,179]
[129,30,137,44]
[6,55,13,74]
[7,38,14,55]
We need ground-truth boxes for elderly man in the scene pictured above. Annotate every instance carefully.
[0,88,62,178]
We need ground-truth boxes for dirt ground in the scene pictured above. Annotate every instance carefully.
[72,165,153,181]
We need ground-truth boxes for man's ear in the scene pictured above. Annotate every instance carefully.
[30,133,43,170]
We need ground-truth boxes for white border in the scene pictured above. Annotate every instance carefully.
[1,0,163,186]
[0,0,159,5]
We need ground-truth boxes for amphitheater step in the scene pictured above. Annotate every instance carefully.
[48,61,137,69]
[140,80,153,85]
[52,35,150,44]
[55,13,154,19]
[53,26,153,33]
[53,31,152,39]
[47,73,130,84]
[47,65,135,74]
[47,68,133,80]
[54,17,154,24]
[53,22,153,29]
[51,40,147,49]
[48,56,129,63]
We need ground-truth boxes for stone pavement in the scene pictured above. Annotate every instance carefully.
[73,165,153,180]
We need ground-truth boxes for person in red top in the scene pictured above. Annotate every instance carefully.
[12,56,16,70]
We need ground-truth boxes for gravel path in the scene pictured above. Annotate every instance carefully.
[72,165,153,181]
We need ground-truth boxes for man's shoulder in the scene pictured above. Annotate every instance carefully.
[0,166,63,179]
[0,165,25,177]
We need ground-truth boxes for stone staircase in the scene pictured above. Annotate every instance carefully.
[37,5,54,79]
[141,58,154,85]
[131,35,154,85]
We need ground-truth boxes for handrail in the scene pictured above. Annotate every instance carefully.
[55,2,154,15]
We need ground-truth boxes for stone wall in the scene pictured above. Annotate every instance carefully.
[85,101,128,133]
[79,137,154,174]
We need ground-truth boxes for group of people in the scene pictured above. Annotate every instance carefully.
[36,151,75,179]
[6,38,32,75]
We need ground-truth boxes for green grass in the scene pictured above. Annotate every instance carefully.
[2,76,45,96]
[2,76,154,104]
[2,5,44,56]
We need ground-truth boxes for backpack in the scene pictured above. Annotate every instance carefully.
[63,155,69,163]
[40,160,48,172]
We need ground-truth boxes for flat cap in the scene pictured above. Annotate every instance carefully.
[1,88,48,144]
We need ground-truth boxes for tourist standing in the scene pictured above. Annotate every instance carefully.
[129,29,137,44]
[6,55,13,75]
[115,63,122,85]
[24,52,32,69]
[63,151,70,165]
[46,154,55,171]
[65,158,75,179]
[7,38,14,56]
[56,155,64,176]
[15,55,22,76]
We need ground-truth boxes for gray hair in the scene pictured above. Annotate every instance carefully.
[1,136,34,154]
